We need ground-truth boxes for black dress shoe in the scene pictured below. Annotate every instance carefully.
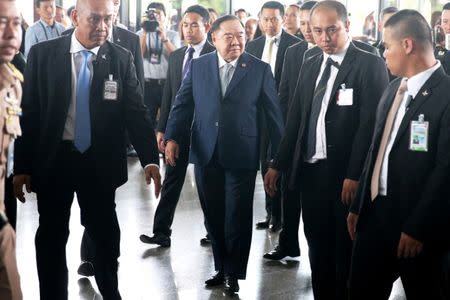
[200,235,211,246]
[224,276,239,295]
[205,271,224,286]
[77,261,95,277]
[263,245,299,260]
[139,234,171,247]
[256,220,270,229]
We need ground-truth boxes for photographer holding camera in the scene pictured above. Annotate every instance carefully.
[138,2,181,129]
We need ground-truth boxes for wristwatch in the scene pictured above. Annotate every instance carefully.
[161,39,169,43]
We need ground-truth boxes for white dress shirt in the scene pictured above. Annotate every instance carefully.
[217,52,238,87]
[261,31,282,76]
[379,61,441,195]
[182,39,207,69]
[308,38,351,162]
[63,32,100,141]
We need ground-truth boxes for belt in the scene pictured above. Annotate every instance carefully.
[145,78,166,85]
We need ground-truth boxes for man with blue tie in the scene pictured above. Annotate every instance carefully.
[13,0,161,299]
[164,15,284,295]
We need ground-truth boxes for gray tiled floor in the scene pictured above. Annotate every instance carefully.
[16,158,406,299]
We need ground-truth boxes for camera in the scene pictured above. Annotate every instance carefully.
[142,8,159,32]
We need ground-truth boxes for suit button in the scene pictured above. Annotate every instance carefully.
[215,122,218,127]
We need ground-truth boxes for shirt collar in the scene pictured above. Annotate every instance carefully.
[308,43,316,49]
[187,38,207,55]
[39,18,54,28]
[323,37,351,66]
[70,31,101,56]
[217,52,239,69]
[266,30,282,44]
[405,60,441,98]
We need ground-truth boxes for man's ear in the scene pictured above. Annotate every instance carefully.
[403,38,414,55]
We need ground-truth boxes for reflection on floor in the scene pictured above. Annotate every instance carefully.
[16,158,407,299]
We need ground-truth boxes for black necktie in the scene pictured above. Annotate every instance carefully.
[305,57,338,161]
[182,47,195,80]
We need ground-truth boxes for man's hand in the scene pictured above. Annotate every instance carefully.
[341,179,359,205]
[397,232,423,259]
[144,165,161,198]
[13,175,31,203]
[347,212,359,241]
[156,132,165,153]
[165,140,179,167]
[264,168,280,197]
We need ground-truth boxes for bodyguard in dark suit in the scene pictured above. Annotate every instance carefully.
[139,5,215,247]
[246,1,300,231]
[13,0,161,299]
[264,2,389,299]
[264,0,317,261]
[164,15,284,295]
[348,10,450,300]
[62,10,148,278]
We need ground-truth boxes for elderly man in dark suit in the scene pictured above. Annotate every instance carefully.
[13,0,161,299]
[348,10,450,300]
[246,0,300,232]
[264,2,389,299]
[139,4,215,248]
[164,15,284,295]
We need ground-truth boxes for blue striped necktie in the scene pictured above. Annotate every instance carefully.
[74,50,93,153]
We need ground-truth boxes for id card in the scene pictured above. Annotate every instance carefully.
[409,114,428,152]
[337,84,353,106]
[150,53,161,64]
[104,74,118,100]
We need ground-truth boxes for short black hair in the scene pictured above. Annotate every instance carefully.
[147,2,166,16]
[261,1,285,17]
[310,0,348,23]
[300,1,317,11]
[184,5,210,24]
[384,9,432,48]
[67,5,75,17]
[380,6,398,20]
[444,2,450,10]
[35,0,50,8]
[287,4,301,12]
[235,8,247,14]
[210,15,243,34]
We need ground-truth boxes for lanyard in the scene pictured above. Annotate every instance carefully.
[148,32,162,52]
[38,20,61,41]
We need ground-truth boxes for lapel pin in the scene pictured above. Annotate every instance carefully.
[117,38,121,42]
[101,54,107,60]
[439,50,445,56]
[241,63,246,68]
[422,90,429,96]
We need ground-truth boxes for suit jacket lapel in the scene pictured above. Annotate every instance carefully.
[275,31,288,78]
[210,51,222,99]
[53,36,72,122]
[200,41,215,55]
[329,43,357,100]
[91,42,111,103]
[224,53,250,99]
[254,37,265,59]
[175,46,187,83]
[303,54,324,116]
[392,67,445,147]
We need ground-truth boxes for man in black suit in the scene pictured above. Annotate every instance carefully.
[264,2,389,299]
[263,0,317,261]
[246,1,300,232]
[139,4,215,247]
[374,6,398,82]
[13,0,161,299]
[61,0,148,277]
[348,10,450,300]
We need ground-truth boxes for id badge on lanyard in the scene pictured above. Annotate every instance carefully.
[409,114,428,152]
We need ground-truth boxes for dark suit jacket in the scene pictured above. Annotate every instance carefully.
[350,68,450,245]
[279,40,315,120]
[245,30,300,90]
[63,26,145,92]
[273,43,389,187]
[164,51,284,170]
[353,40,379,56]
[157,41,215,133]
[15,34,159,190]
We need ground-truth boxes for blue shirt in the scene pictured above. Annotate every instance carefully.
[24,19,65,57]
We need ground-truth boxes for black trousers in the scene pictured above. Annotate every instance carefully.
[35,142,121,300]
[349,196,448,300]
[277,174,301,255]
[4,175,16,230]
[144,79,165,129]
[300,161,351,300]
[195,160,257,279]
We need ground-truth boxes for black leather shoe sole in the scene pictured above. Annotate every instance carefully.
[205,272,224,286]
[77,261,95,277]
[263,250,300,260]
[139,234,171,247]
